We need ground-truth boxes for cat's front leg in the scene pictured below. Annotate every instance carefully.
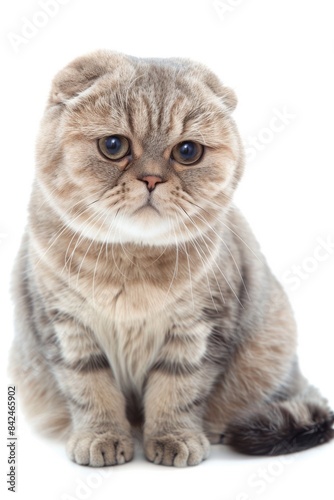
[143,334,212,467]
[47,315,134,466]
[64,371,134,467]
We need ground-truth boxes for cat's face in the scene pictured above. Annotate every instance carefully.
[36,51,244,246]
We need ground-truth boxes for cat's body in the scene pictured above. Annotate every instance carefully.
[10,51,333,466]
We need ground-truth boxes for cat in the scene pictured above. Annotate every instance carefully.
[9,50,333,467]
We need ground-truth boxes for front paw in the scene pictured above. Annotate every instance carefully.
[67,429,134,466]
[144,432,210,467]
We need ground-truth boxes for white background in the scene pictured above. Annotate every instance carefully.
[1,0,333,499]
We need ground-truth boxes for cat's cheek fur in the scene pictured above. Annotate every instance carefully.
[9,50,334,467]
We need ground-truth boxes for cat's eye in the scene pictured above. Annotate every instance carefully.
[171,141,204,165]
[98,135,130,160]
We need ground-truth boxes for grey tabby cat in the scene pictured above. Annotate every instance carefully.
[9,50,333,467]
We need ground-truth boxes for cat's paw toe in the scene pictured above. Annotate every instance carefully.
[67,429,134,466]
[144,432,210,467]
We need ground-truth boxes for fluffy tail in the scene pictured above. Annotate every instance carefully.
[225,389,334,455]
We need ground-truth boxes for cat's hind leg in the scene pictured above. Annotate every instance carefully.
[9,237,71,439]
[9,338,71,439]
[203,281,334,455]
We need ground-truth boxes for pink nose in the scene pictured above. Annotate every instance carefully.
[139,175,163,192]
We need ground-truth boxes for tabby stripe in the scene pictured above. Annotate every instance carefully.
[127,109,135,135]
[67,395,90,410]
[205,326,232,367]
[142,95,153,131]
[150,358,203,376]
[47,339,110,372]
[156,106,164,130]
[64,353,110,373]
[181,109,202,134]
[179,396,207,413]
[166,96,187,135]
[165,332,196,346]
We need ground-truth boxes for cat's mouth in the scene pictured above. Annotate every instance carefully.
[132,202,160,217]
[133,198,161,216]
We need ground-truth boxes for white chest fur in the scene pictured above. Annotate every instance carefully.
[74,264,177,396]
[93,310,168,397]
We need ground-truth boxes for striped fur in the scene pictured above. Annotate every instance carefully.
[9,51,333,467]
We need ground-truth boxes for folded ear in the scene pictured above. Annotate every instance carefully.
[192,63,238,112]
[205,74,238,112]
[48,50,124,105]
[217,85,238,112]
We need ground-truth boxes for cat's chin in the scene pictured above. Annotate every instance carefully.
[106,210,173,246]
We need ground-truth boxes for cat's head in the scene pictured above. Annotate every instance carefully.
[36,50,244,246]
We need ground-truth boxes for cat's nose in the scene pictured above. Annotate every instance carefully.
[138,175,164,192]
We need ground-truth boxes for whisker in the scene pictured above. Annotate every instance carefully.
[35,202,96,268]
[145,241,171,268]
[36,185,61,213]
[174,210,221,311]
[74,210,110,288]
[162,218,179,308]
[185,198,264,265]
[191,211,250,303]
[63,209,102,273]
[176,203,245,307]
[92,211,113,306]
[174,215,195,312]
[62,208,107,282]
[179,210,226,308]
